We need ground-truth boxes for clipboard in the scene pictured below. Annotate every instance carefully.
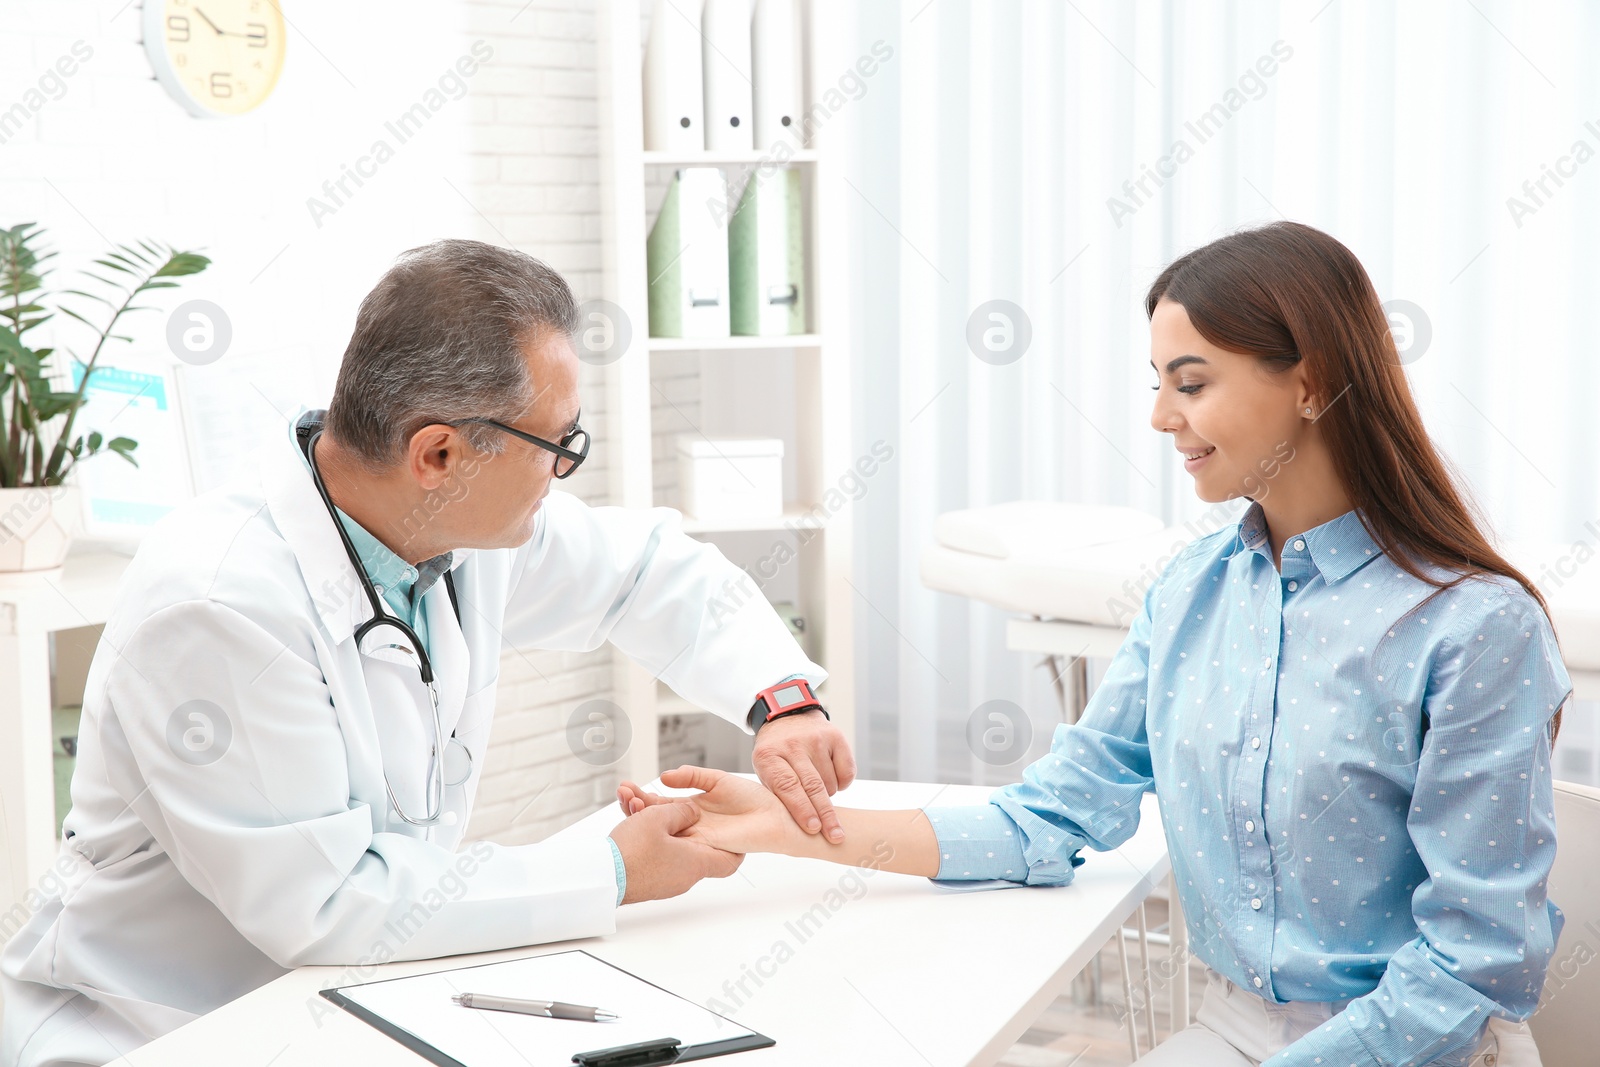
[318,949,774,1066]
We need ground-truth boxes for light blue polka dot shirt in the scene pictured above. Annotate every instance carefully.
[925,500,1571,1067]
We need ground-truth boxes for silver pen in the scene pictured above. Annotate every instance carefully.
[451,992,618,1021]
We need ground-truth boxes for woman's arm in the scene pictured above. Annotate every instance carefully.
[619,766,940,877]
[618,556,1177,888]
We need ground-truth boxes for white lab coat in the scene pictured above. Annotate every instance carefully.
[0,414,824,1066]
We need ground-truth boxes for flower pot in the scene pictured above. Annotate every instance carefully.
[0,485,83,572]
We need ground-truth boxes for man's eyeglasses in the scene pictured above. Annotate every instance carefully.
[449,417,590,479]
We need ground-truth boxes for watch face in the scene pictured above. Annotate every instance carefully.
[772,683,806,708]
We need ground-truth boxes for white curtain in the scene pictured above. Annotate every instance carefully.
[838,0,1600,783]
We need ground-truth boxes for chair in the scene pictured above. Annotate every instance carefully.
[1529,780,1600,1067]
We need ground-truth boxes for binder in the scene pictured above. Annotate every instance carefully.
[647,167,733,338]
[319,948,775,1067]
[643,0,705,153]
[702,0,754,151]
[751,0,804,154]
[728,166,806,335]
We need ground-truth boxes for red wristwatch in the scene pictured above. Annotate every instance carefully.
[751,678,827,728]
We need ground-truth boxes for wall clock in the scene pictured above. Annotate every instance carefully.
[143,0,287,118]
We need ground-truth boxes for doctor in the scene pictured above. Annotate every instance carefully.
[0,239,855,1067]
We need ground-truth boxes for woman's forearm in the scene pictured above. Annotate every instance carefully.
[772,807,941,877]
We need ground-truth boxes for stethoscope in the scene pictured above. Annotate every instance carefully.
[304,427,473,829]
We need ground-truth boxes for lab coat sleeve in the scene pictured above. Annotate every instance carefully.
[498,490,826,734]
[102,598,620,969]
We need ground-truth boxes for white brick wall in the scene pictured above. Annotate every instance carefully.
[457,0,625,847]
[1,0,632,849]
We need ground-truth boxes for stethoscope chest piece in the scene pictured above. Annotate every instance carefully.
[443,736,473,787]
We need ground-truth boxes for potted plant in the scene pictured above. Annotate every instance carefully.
[0,222,208,572]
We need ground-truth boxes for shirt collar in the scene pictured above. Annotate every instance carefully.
[1236,498,1384,585]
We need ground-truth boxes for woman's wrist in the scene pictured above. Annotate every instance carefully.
[774,808,940,876]
[723,803,803,856]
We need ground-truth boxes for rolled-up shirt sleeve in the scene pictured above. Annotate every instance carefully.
[1264,588,1571,1067]
[924,565,1164,886]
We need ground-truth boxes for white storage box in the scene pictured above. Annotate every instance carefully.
[675,436,784,520]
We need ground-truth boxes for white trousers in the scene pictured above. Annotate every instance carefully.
[1134,969,1541,1067]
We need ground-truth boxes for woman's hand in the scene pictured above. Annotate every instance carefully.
[617,766,790,855]
[618,766,943,877]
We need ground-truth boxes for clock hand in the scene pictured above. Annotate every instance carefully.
[195,9,257,39]
[194,7,226,35]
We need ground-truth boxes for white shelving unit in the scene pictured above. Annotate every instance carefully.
[595,1,854,784]
[0,552,130,927]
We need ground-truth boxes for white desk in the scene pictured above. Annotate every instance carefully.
[106,779,1169,1067]
[0,550,131,925]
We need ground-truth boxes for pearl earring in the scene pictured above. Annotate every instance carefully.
[1304,407,1313,415]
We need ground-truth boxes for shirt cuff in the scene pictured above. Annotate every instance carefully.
[923,804,1030,881]
[606,836,626,906]
[1260,1009,1379,1067]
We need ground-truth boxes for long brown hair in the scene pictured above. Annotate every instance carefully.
[1145,220,1565,739]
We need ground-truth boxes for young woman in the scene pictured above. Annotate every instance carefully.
[620,221,1571,1067]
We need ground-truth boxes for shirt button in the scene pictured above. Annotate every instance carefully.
[1251,737,1261,750]
[1245,820,1255,833]
[1253,976,1263,988]
[1286,580,1298,591]
[1293,539,1305,550]
[373,584,386,596]
[1251,897,1262,910]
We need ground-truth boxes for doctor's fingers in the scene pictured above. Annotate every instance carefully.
[831,738,859,792]
[690,840,744,879]
[806,723,858,795]
[758,753,841,841]
[627,793,677,815]
[647,809,742,876]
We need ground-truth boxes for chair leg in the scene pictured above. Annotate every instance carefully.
[1168,872,1191,1028]
[1069,655,1089,724]
[1137,901,1157,1051]
[1118,919,1139,1061]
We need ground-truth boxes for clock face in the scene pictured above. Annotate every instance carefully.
[143,0,287,118]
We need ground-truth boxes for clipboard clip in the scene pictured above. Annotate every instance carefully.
[572,1036,684,1066]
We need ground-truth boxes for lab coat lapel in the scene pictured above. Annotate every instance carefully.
[259,411,367,645]
[423,564,469,739]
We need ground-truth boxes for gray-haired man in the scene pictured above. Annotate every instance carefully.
[0,239,853,1067]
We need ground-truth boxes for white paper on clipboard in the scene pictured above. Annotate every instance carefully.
[325,950,762,1067]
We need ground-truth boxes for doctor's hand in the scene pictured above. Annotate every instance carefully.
[607,801,743,905]
[618,766,789,856]
[751,709,856,844]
